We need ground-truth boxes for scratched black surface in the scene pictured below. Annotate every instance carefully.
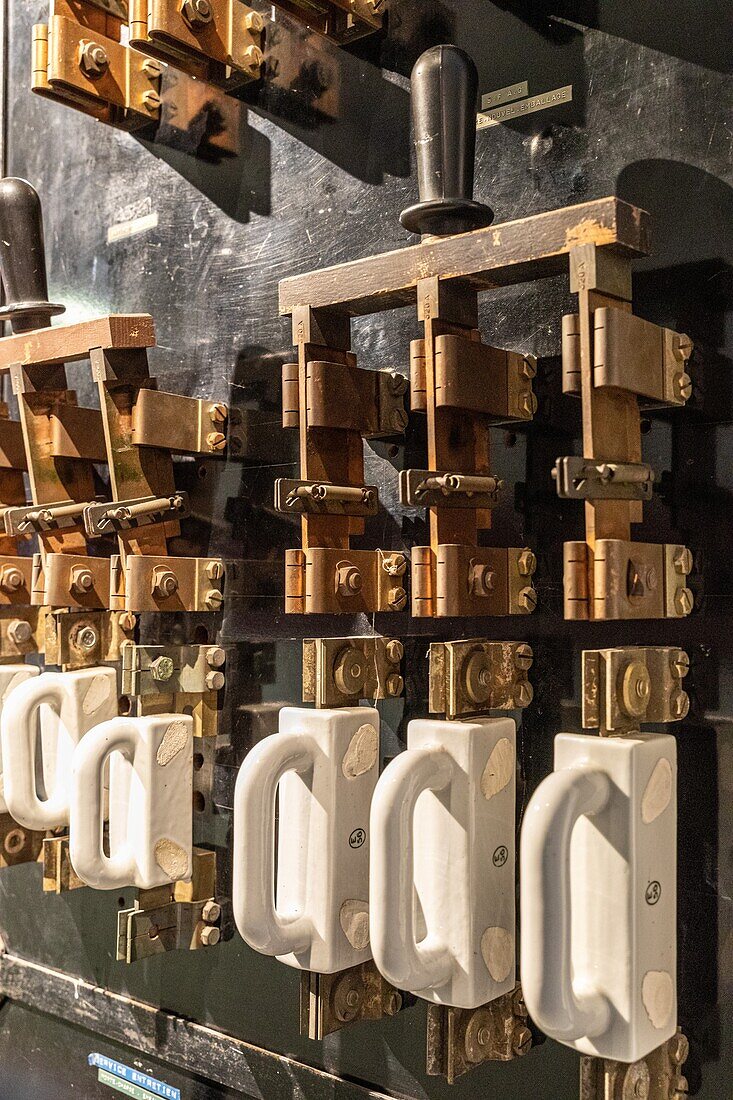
[0,1,731,1097]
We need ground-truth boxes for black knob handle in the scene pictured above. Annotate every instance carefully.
[400,45,493,237]
[0,178,65,334]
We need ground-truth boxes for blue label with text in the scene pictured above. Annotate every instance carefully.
[88,1054,181,1100]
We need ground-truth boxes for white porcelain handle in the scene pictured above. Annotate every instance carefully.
[1,672,67,829]
[520,766,612,1041]
[233,733,317,956]
[70,717,139,888]
[370,747,454,992]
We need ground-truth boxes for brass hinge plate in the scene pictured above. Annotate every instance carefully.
[122,643,226,699]
[564,541,693,621]
[411,545,537,618]
[285,548,408,614]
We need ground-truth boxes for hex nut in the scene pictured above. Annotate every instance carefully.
[205,670,225,691]
[150,656,175,682]
[469,562,495,598]
[7,619,32,646]
[78,40,109,78]
[181,0,213,27]
[70,566,94,596]
[0,566,24,593]
[200,925,221,947]
[243,44,264,70]
[151,567,179,599]
[73,625,99,653]
[336,562,363,597]
[202,900,221,923]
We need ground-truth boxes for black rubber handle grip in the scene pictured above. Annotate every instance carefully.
[0,177,64,333]
[400,45,493,236]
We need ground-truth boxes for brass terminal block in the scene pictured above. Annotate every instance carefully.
[44,608,136,671]
[286,548,408,615]
[582,646,690,736]
[564,541,693,621]
[412,545,537,619]
[300,961,403,1041]
[429,640,533,719]
[580,1029,690,1100]
[302,636,404,707]
[427,985,531,1084]
[273,0,383,45]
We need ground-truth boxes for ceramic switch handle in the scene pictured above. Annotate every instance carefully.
[400,45,494,236]
[70,712,194,890]
[520,766,612,1042]
[370,747,455,992]
[0,177,65,333]
[233,732,317,957]
[1,667,117,830]
[0,664,39,813]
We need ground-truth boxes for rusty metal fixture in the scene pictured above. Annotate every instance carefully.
[7,619,32,645]
[384,991,402,1016]
[150,655,175,683]
[180,0,213,28]
[0,565,24,592]
[151,566,179,599]
[69,565,94,596]
[242,44,264,71]
[78,40,109,79]
[331,974,363,1024]
[244,10,266,33]
[336,561,363,597]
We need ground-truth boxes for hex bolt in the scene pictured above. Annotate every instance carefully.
[674,586,694,616]
[206,646,226,668]
[517,586,537,613]
[512,1025,532,1057]
[205,560,225,582]
[382,553,407,578]
[75,626,99,653]
[143,90,162,112]
[151,567,179,599]
[202,900,221,923]
[205,588,224,611]
[208,402,227,425]
[514,643,534,671]
[78,40,109,79]
[384,991,402,1016]
[517,549,537,577]
[388,587,408,611]
[206,431,227,452]
[335,562,363,597]
[244,9,266,33]
[386,673,404,697]
[0,565,24,593]
[118,611,137,632]
[200,925,221,947]
[674,371,693,401]
[513,680,534,708]
[670,690,690,720]
[69,566,94,596]
[7,619,32,645]
[385,639,404,664]
[181,0,213,27]
[670,650,690,679]
[205,670,225,691]
[243,44,264,70]
[673,547,693,575]
[469,562,495,597]
[150,656,175,683]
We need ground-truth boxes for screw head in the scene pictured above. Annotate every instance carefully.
[74,625,99,653]
[142,89,162,112]
[514,643,534,671]
[244,9,266,33]
[388,586,408,611]
[208,402,227,425]
[520,391,538,417]
[670,650,690,679]
[205,560,225,582]
[386,673,404,697]
[205,588,225,611]
[206,431,227,452]
[118,611,137,632]
[517,586,537,613]
[7,619,32,645]
[206,646,226,668]
[385,639,404,664]
[79,40,109,78]
[512,1025,532,1057]
[382,553,408,578]
[674,371,693,401]
[243,44,264,70]
[384,990,402,1016]
[332,977,363,1023]
[517,548,537,577]
[670,690,690,720]
[674,586,694,616]
[0,566,24,593]
[150,656,175,682]
[669,1031,690,1066]
[200,924,221,947]
[673,547,693,575]
[334,647,365,696]
[513,680,534,708]
[205,670,225,691]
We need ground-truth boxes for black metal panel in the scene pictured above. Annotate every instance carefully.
[0,1,731,1097]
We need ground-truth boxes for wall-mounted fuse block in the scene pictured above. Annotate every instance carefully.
[280,306,409,614]
[557,245,694,621]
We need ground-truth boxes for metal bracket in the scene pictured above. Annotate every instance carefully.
[128,0,265,91]
[4,498,92,535]
[300,961,403,1041]
[275,480,379,518]
[285,549,408,615]
[122,555,225,613]
[122,643,226,699]
[0,813,43,869]
[44,608,135,670]
[564,541,693,621]
[426,985,531,1084]
[131,390,231,456]
[302,637,403,707]
[411,335,537,421]
[580,1030,690,1100]
[400,469,503,510]
[273,0,382,44]
[553,457,654,502]
[39,553,111,610]
[429,640,533,719]
[116,849,220,962]
[42,833,86,892]
[84,493,189,539]
[33,3,163,131]
[287,361,408,439]
[0,608,42,661]
[582,647,690,736]
[0,556,34,606]
[412,545,537,618]
[562,309,692,407]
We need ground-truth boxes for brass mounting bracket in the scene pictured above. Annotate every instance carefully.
[122,642,225,699]
[426,985,531,1084]
[33,1,163,131]
[121,555,226,613]
[0,556,34,607]
[42,832,86,893]
[302,636,404,707]
[273,0,383,44]
[580,1030,690,1100]
[429,640,533,719]
[412,545,537,619]
[44,607,135,670]
[0,608,43,662]
[300,961,403,1040]
[0,813,43,871]
[117,848,220,962]
[286,548,408,615]
[128,0,265,91]
[553,457,655,502]
[564,541,693,621]
[582,646,690,736]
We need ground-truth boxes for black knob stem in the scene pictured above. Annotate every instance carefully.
[0,178,65,334]
[400,45,493,237]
